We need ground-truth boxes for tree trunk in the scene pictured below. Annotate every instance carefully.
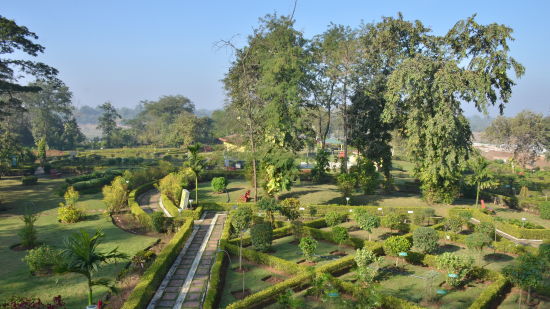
[195,175,198,206]
[239,234,243,271]
[342,82,348,173]
[527,287,531,307]
[87,277,93,306]
[475,183,480,208]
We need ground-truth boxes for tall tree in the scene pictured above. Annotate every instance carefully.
[97,102,121,148]
[485,110,546,168]
[0,15,59,120]
[184,143,205,205]
[384,15,524,203]
[349,15,430,189]
[465,155,498,207]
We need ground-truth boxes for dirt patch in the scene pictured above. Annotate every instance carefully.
[232,266,251,273]
[231,288,252,299]
[261,275,284,284]
[330,250,347,256]
[297,259,317,266]
[112,212,162,237]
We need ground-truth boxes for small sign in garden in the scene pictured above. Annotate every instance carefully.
[448,273,458,278]
[436,289,448,295]
[398,252,408,257]
[328,291,339,298]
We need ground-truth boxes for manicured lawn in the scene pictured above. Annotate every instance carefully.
[321,220,398,242]
[269,235,355,264]
[339,257,487,309]
[0,176,157,308]
[492,205,550,229]
[433,241,516,272]
[498,289,550,308]
[219,256,290,308]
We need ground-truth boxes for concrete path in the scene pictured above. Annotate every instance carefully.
[147,211,227,309]
[137,188,162,214]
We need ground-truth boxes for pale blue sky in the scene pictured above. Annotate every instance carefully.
[3,0,549,117]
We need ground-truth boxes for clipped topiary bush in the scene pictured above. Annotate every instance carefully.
[413,227,439,254]
[250,222,273,252]
[22,245,64,275]
[151,211,167,233]
[211,176,228,193]
[325,211,345,227]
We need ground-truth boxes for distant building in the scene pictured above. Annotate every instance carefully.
[218,134,246,152]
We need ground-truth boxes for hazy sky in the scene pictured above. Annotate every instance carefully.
[3,0,549,117]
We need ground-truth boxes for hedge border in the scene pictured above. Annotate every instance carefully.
[121,218,194,309]
[128,181,156,229]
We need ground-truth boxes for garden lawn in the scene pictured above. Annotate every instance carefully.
[434,242,516,272]
[0,176,157,308]
[269,235,355,265]
[339,257,486,309]
[498,289,550,308]
[198,179,475,216]
[321,220,397,242]
[219,255,290,308]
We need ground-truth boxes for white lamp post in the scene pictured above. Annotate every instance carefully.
[345,197,350,206]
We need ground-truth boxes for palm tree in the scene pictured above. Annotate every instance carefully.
[61,229,127,306]
[466,156,498,208]
[185,143,205,206]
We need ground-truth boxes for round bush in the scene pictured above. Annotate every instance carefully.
[413,227,439,253]
[325,211,344,227]
[250,222,273,252]
[22,246,64,275]
[383,235,411,257]
[211,177,228,193]
[57,205,83,223]
[21,176,38,186]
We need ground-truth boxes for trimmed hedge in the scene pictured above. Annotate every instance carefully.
[449,208,550,240]
[225,243,303,275]
[128,181,156,229]
[304,226,363,249]
[121,218,194,309]
[203,214,233,309]
[161,194,180,217]
[468,273,510,309]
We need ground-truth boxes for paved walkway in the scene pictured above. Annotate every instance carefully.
[470,218,542,246]
[137,188,162,214]
[147,211,227,309]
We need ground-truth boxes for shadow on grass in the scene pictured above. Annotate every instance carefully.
[279,189,323,200]
[437,244,462,253]
[484,253,513,263]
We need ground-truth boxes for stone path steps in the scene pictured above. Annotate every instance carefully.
[150,211,226,309]
[137,188,161,214]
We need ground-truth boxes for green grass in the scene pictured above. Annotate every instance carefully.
[0,176,157,308]
[219,256,290,308]
[499,289,550,308]
[269,235,355,264]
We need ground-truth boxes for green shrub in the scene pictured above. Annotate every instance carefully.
[381,213,408,233]
[291,220,305,242]
[250,223,273,252]
[465,232,492,253]
[57,205,83,223]
[336,173,356,198]
[383,236,411,257]
[353,158,379,194]
[21,176,38,185]
[325,211,345,227]
[151,211,167,233]
[211,176,228,193]
[102,176,129,213]
[299,236,318,261]
[19,213,38,248]
[475,221,495,239]
[436,252,474,287]
[540,201,550,220]
[280,198,301,221]
[311,149,330,183]
[413,227,439,254]
[444,216,465,233]
[354,209,380,241]
[22,246,64,275]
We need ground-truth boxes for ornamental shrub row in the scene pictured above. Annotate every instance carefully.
[121,218,194,309]
[129,182,156,229]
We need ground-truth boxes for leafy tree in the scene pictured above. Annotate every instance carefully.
[157,171,192,206]
[257,197,280,227]
[353,158,379,194]
[276,288,304,309]
[151,211,167,233]
[36,136,47,166]
[332,226,349,249]
[413,227,439,254]
[299,236,318,262]
[466,155,498,207]
[465,232,492,254]
[185,143,206,205]
[97,102,121,148]
[311,149,330,183]
[485,111,546,168]
[58,186,83,223]
[444,216,465,234]
[436,252,475,287]
[381,213,407,233]
[0,15,59,120]
[102,176,129,214]
[354,209,380,241]
[355,248,383,285]
[325,211,344,227]
[231,205,253,271]
[61,117,85,149]
[475,221,495,240]
[60,229,127,306]
[279,198,301,221]
[503,254,547,306]
[384,16,524,203]
[261,151,299,198]
[291,220,305,242]
[250,223,273,252]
